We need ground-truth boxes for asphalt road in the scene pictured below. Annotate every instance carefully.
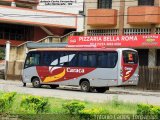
[0,79,160,105]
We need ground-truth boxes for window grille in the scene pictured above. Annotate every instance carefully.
[98,0,112,9]
[123,28,151,35]
[138,0,154,6]
[155,28,160,34]
[87,29,119,36]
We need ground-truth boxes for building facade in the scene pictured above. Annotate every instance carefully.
[0,0,84,61]
[0,0,85,80]
[37,0,84,32]
[84,0,160,67]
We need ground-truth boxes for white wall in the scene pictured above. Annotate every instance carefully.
[0,6,76,28]
[37,0,84,32]
[38,0,84,14]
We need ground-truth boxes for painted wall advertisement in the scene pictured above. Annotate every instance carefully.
[68,34,160,48]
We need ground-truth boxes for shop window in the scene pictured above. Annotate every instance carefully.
[156,50,160,66]
[98,0,112,9]
[136,49,149,66]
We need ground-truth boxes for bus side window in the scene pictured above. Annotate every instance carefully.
[98,52,117,68]
[78,52,88,67]
[107,53,118,67]
[69,52,78,67]
[98,52,107,68]
[59,52,69,66]
[88,53,97,67]
[43,51,59,66]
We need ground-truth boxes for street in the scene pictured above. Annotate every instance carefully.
[0,79,160,105]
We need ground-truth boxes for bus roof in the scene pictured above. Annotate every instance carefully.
[29,47,119,52]
[28,47,137,52]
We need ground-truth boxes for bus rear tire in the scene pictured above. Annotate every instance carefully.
[96,87,109,93]
[80,81,91,92]
[32,78,41,88]
[50,85,59,89]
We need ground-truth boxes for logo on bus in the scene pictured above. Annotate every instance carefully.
[66,68,85,73]
[124,67,133,80]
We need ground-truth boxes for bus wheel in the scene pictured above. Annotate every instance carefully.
[32,78,41,88]
[80,81,90,92]
[50,85,59,89]
[96,87,108,93]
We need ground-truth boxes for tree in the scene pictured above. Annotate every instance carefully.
[0,48,5,60]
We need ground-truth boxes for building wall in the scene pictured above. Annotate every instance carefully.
[46,27,65,36]
[10,47,17,61]
[37,0,84,32]
[84,0,120,35]
[33,27,48,41]
[85,0,160,34]
[38,0,84,14]
[84,0,160,67]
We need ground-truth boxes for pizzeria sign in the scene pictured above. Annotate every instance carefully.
[68,34,160,48]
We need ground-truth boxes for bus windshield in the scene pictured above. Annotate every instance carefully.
[123,50,138,64]
[24,52,40,68]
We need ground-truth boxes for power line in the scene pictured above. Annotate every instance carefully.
[0,12,160,18]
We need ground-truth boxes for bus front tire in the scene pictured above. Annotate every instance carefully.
[23,83,26,87]
[32,78,41,88]
[50,85,59,89]
[96,87,109,93]
[80,81,91,92]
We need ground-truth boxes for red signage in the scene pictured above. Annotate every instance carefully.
[68,34,160,48]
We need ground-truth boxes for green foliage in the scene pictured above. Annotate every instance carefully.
[62,101,85,115]
[0,92,16,112]
[62,101,107,120]
[137,104,152,115]
[21,95,49,113]
[79,108,106,120]
[112,95,120,107]
[137,104,160,119]
[0,98,5,112]
[151,106,160,119]
[0,48,5,60]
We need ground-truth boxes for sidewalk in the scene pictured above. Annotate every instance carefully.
[109,87,160,97]
[0,79,160,105]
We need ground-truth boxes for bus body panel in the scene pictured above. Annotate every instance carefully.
[22,67,40,83]
[118,49,139,86]
[22,48,139,88]
[122,67,139,85]
[34,66,118,87]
